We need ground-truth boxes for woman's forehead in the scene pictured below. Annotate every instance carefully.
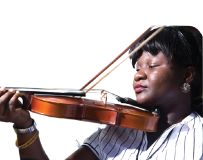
[136,51,168,65]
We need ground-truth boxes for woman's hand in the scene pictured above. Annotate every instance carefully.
[0,87,32,128]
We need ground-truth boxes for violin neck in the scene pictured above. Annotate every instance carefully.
[1,86,86,97]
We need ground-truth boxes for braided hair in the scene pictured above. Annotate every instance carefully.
[130,26,203,116]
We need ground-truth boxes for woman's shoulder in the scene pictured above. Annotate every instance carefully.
[98,124,143,136]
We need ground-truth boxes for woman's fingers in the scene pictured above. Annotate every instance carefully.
[0,87,6,116]
[0,88,31,125]
[0,88,18,118]
[0,89,14,115]
[9,91,21,113]
[0,89,15,103]
[0,87,6,96]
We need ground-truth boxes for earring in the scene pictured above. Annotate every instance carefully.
[180,83,190,93]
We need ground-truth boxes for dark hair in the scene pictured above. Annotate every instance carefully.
[130,26,202,115]
[21,158,40,160]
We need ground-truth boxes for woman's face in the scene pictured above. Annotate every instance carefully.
[133,51,185,107]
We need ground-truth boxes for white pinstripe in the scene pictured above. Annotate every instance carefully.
[83,112,203,160]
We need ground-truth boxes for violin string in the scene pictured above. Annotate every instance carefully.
[85,26,165,94]
[101,90,120,98]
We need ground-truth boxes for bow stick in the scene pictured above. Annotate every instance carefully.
[79,26,153,91]
[80,25,166,94]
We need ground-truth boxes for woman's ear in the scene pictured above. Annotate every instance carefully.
[184,66,196,84]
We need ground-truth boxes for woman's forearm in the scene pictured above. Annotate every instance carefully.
[14,119,49,160]
[17,130,49,160]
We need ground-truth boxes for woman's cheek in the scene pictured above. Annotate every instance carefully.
[149,71,161,83]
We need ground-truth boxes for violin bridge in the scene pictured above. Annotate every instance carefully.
[100,90,107,105]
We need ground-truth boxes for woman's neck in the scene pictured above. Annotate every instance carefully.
[157,93,192,129]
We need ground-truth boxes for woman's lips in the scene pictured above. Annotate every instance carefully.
[135,87,145,93]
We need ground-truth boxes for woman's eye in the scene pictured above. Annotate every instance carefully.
[136,69,140,72]
[135,66,157,72]
[149,65,158,69]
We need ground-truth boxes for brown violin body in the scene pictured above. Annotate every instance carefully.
[23,95,159,132]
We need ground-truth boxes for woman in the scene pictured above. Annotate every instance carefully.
[0,26,202,160]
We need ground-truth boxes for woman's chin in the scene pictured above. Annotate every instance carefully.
[136,95,156,107]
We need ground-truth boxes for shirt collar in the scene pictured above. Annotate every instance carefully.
[176,111,202,130]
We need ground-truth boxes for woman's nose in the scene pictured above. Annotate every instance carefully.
[134,69,147,82]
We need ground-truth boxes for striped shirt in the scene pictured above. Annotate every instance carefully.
[83,112,203,160]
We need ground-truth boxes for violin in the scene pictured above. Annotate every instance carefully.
[4,26,165,132]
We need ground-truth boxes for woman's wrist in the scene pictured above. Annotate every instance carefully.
[13,119,37,135]
[14,118,33,129]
